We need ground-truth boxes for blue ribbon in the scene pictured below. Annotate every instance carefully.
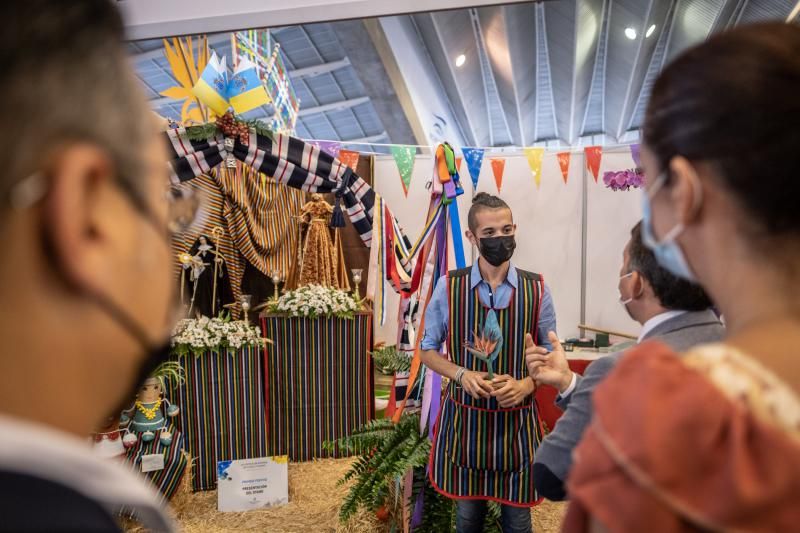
[448,200,466,269]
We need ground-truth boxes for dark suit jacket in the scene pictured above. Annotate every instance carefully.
[533,310,725,501]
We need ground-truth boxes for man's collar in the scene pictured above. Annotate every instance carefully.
[638,310,687,343]
[470,261,518,289]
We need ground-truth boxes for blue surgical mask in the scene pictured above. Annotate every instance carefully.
[641,173,698,282]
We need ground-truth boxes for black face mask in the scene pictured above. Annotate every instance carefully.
[43,205,175,421]
[479,235,516,267]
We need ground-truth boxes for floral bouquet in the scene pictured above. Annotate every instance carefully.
[267,284,361,319]
[463,310,503,380]
[603,168,644,191]
[171,315,268,357]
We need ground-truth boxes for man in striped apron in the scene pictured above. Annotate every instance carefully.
[420,193,557,533]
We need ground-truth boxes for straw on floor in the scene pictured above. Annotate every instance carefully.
[127,458,566,532]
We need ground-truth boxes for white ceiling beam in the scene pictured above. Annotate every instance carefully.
[298,96,370,117]
[119,0,534,41]
[132,33,231,62]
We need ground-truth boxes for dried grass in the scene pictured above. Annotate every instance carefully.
[126,458,566,532]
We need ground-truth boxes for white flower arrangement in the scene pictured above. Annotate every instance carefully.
[268,284,360,319]
[171,315,267,357]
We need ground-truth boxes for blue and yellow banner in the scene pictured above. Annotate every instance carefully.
[192,53,271,116]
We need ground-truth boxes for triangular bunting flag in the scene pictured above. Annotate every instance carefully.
[310,140,341,159]
[338,149,360,171]
[523,147,545,188]
[585,146,602,182]
[630,143,641,168]
[455,157,463,174]
[391,145,416,196]
[557,152,571,184]
[461,147,485,190]
[490,158,506,192]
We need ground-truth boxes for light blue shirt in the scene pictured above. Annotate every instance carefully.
[420,262,556,352]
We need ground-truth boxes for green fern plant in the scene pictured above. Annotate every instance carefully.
[370,344,411,375]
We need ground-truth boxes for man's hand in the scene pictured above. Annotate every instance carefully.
[460,370,493,400]
[490,374,535,408]
[525,331,574,394]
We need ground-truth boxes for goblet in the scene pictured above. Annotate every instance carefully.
[351,268,363,299]
[240,294,252,324]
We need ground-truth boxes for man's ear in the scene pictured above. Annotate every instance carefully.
[631,271,646,299]
[465,229,477,247]
[42,143,118,292]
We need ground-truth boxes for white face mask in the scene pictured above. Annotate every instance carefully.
[618,272,634,306]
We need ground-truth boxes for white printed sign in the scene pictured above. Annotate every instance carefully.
[217,456,289,512]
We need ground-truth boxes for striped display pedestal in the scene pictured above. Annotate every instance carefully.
[124,425,188,500]
[166,347,267,491]
[261,312,374,461]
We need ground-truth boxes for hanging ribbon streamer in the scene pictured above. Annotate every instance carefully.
[338,149,360,171]
[490,157,506,192]
[557,151,571,184]
[524,147,545,188]
[585,146,603,182]
[391,145,416,197]
[630,143,642,168]
[462,147,485,190]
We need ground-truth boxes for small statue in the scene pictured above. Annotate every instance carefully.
[297,193,339,288]
[121,362,183,448]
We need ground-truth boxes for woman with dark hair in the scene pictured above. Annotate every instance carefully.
[563,22,800,531]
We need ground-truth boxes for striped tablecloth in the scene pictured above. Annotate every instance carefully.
[166,347,268,491]
[124,425,188,500]
[261,312,374,461]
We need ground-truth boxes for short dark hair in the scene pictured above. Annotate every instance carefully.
[1,1,150,217]
[468,193,511,233]
[644,22,800,240]
[628,222,713,311]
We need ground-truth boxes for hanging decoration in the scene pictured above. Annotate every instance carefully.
[160,36,210,125]
[490,158,506,192]
[584,146,603,182]
[338,149,361,171]
[192,52,271,115]
[630,143,642,168]
[391,145,417,197]
[310,140,342,159]
[557,151,571,184]
[461,147,485,190]
[233,31,300,135]
[603,168,644,191]
[523,147,544,188]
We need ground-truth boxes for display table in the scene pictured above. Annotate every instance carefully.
[165,347,267,491]
[261,312,373,461]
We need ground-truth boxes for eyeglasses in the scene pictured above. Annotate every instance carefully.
[7,172,202,236]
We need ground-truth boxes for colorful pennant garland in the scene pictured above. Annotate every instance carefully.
[630,143,641,168]
[338,149,360,171]
[524,147,545,188]
[490,158,506,192]
[461,147,485,190]
[391,145,416,196]
[585,146,603,182]
[310,140,341,159]
[557,152,571,184]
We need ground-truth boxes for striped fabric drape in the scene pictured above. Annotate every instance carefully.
[163,128,417,297]
[170,165,304,316]
[165,347,267,491]
[261,313,373,461]
[124,426,188,500]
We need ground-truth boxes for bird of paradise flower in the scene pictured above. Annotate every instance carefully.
[159,36,211,125]
[463,310,503,379]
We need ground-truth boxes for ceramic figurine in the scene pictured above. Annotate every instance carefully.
[121,362,183,448]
